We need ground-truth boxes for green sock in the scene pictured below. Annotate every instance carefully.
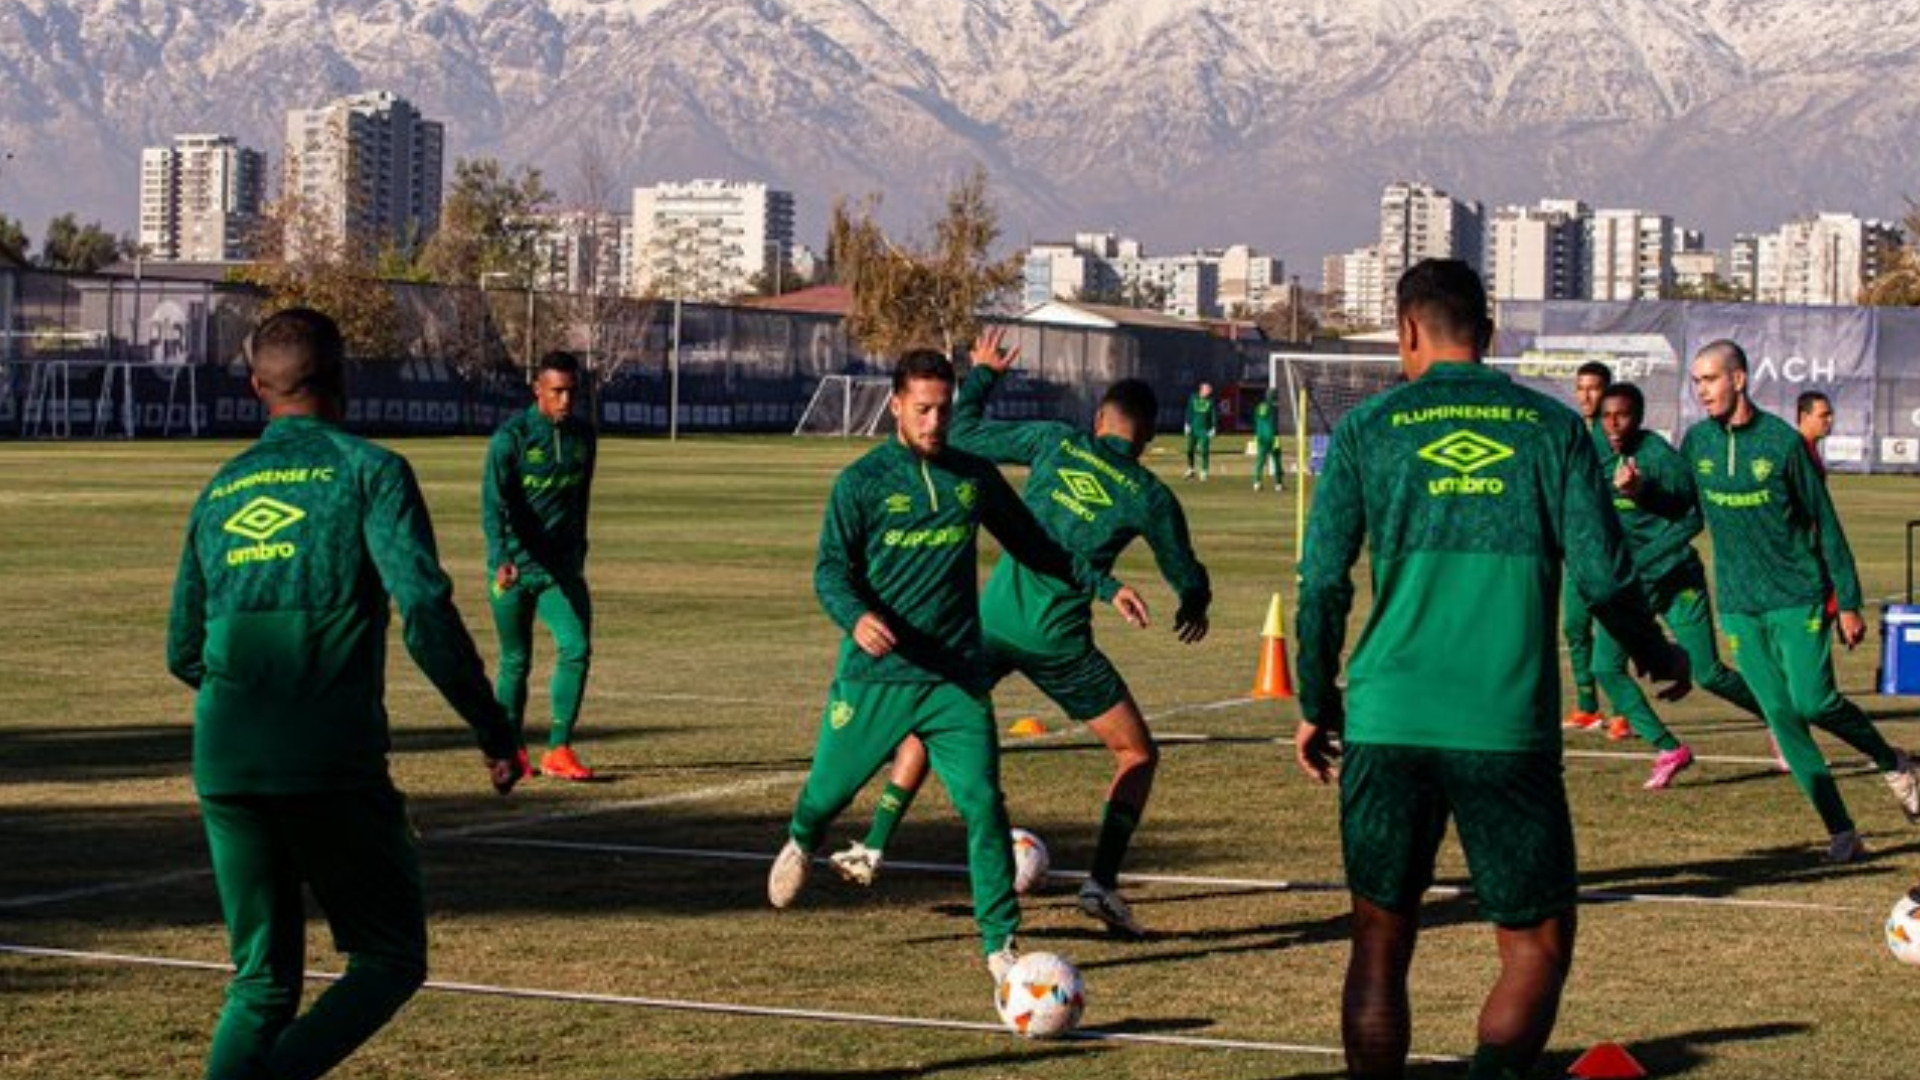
[1089,801,1142,888]
[862,782,917,851]
[1466,1045,1524,1080]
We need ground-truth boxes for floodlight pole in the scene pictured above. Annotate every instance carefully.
[669,293,681,442]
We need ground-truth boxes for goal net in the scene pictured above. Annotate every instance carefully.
[793,375,895,437]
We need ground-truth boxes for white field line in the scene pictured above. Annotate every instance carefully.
[457,836,1875,916]
[431,773,808,840]
[0,942,1463,1063]
[0,870,212,912]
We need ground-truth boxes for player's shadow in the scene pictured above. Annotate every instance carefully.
[1277,1019,1809,1079]
[1576,838,1920,900]
[655,1042,1101,1079]
[0,722,191,784]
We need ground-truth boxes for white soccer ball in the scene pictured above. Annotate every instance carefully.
[1886,892,1920,965]
[1010,828,1050,895]
[995,951,1086,1038]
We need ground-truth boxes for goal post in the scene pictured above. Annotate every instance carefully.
[793,375,894,438]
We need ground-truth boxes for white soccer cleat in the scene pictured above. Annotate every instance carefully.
[1887,751,1920,823]
[987,939,1021,984]
[768,839,811,908]
[1077,879,1147,939]
[1827,829,1867,865]
[828,841,883,886]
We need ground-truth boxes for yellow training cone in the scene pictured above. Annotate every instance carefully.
[1007,717,1047,737]
[1251,593,1295,700]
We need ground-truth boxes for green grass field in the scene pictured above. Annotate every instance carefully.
[3,435,1919,1079]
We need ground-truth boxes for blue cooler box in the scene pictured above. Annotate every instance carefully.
[1881,605,1920,695]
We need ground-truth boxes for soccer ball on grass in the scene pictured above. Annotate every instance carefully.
[1010,828,1049,895]
[995,951,1085,1038]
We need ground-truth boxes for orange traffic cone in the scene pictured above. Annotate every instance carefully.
[1007,716,1047,737]
[1567,1042,1647,1079]
[1251,593,1295,700]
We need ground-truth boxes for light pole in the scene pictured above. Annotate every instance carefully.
[1289,273,1301,343]
[764,239,784,297]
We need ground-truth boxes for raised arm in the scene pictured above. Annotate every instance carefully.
[950,327,1063,465]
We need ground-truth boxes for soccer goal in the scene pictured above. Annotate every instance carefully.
[793,375,894,437]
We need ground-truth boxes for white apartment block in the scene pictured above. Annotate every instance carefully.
[1216,244,1285,315]
[1162,255,1220,320]
[1022,241,1094,307]
[1754,212,1904,306]
[526,210,629,296]
[1377,181,1484,321]
[1671,249,1723,293]
[283,91,444,257]
[1019,235,1276,319]
[1729,234,1761,299]
[1486,201,1589,301]
[628,179,795,300]
[1339,246,1384,326]
[138,134,264,262]
[1588,209,1674,301]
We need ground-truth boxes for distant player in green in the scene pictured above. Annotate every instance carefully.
[829,326,1212,937]
[1590,382,1766,789]
[767,348,1149,982]
[1294,261,1689,1080]
[168,309,521,1080]
[1183,381,1216,480]
[1251,392,1283,492]
[1562,360,1620,735]
[484,351,598,781]
[1684,340,1919,863]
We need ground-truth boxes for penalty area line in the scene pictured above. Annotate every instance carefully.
[0,942,1462,1062]
[455,837,1872,915]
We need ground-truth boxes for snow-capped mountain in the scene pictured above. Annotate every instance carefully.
[2,0,1917,265]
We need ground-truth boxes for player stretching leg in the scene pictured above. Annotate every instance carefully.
[1589,382,1766,789]
[768,348,1148,982]
[1684,340,1920,863]
[832,327,1211,938]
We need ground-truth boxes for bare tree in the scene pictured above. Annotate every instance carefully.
[1862,203,1920,307]
[560,136,654,408]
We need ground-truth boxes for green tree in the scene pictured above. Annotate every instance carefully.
[0,213,27,261]
[418,157,554,288]
[828,165,1020,359]
[230,184,405,358]
[39,213,124,272]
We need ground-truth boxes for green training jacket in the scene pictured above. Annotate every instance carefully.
[1186,394,1216,436]
[815,438,1120,690]
[1680,407,1862,614]
[1253,398,1279,442]
[1601,428,1706,588]
[951,365,1211,648]
[168,416,516,796]
[1296,362,1667,752]
[483,405,596,583]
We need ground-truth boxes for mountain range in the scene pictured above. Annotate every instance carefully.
[2,0,1917,271]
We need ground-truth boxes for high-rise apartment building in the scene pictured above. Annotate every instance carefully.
[283,91,445,257]
[1588,209,1675,301]
[1756,212,1904,306]
[1486,200,1589,301]
[138,134,265,261]
[525,210,629,297]
[628,179,795,300]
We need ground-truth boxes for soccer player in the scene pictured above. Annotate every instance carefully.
[1294,260,1689,1080]
[828,326,1212,936]
[1797,390,1834,476]
[168,308,521,1080]
[767,348,1150,982]
[1562,360,1622,737]
[1684,341,1919,863]
[1183,381,1216,480]
[1590,382,1766,789]
[483,351,598,780]
[1251,390,1284,492]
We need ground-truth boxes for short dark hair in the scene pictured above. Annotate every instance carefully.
[248,307,345,398]
[1395,259,1492,351]
[1575,360,1613,387]
[1100,378,1159,430]
[538,351,582,378]
[1797,390,1832,417]
[1697,339,1748,374]
[893,349,956,393]
[1601,382,1645,425]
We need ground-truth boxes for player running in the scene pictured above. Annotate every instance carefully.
[1183,381,1217,480]
[483,351,598,780]
[768,348,1149,983]
[1590,382,1765,789]
[1684,340,1919,862]
[829,327,1212,938]
[1294,260,1689,1080]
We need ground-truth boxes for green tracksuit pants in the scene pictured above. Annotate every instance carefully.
[490,574,592,747]
[199,788,426,1080]
[1561,576,1599,713]
[788,679,1019,954]
[1186,433,1212,474]
[1592,566,1763,750]
[1253,438,1282,488]
[1724,604,1901,836]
